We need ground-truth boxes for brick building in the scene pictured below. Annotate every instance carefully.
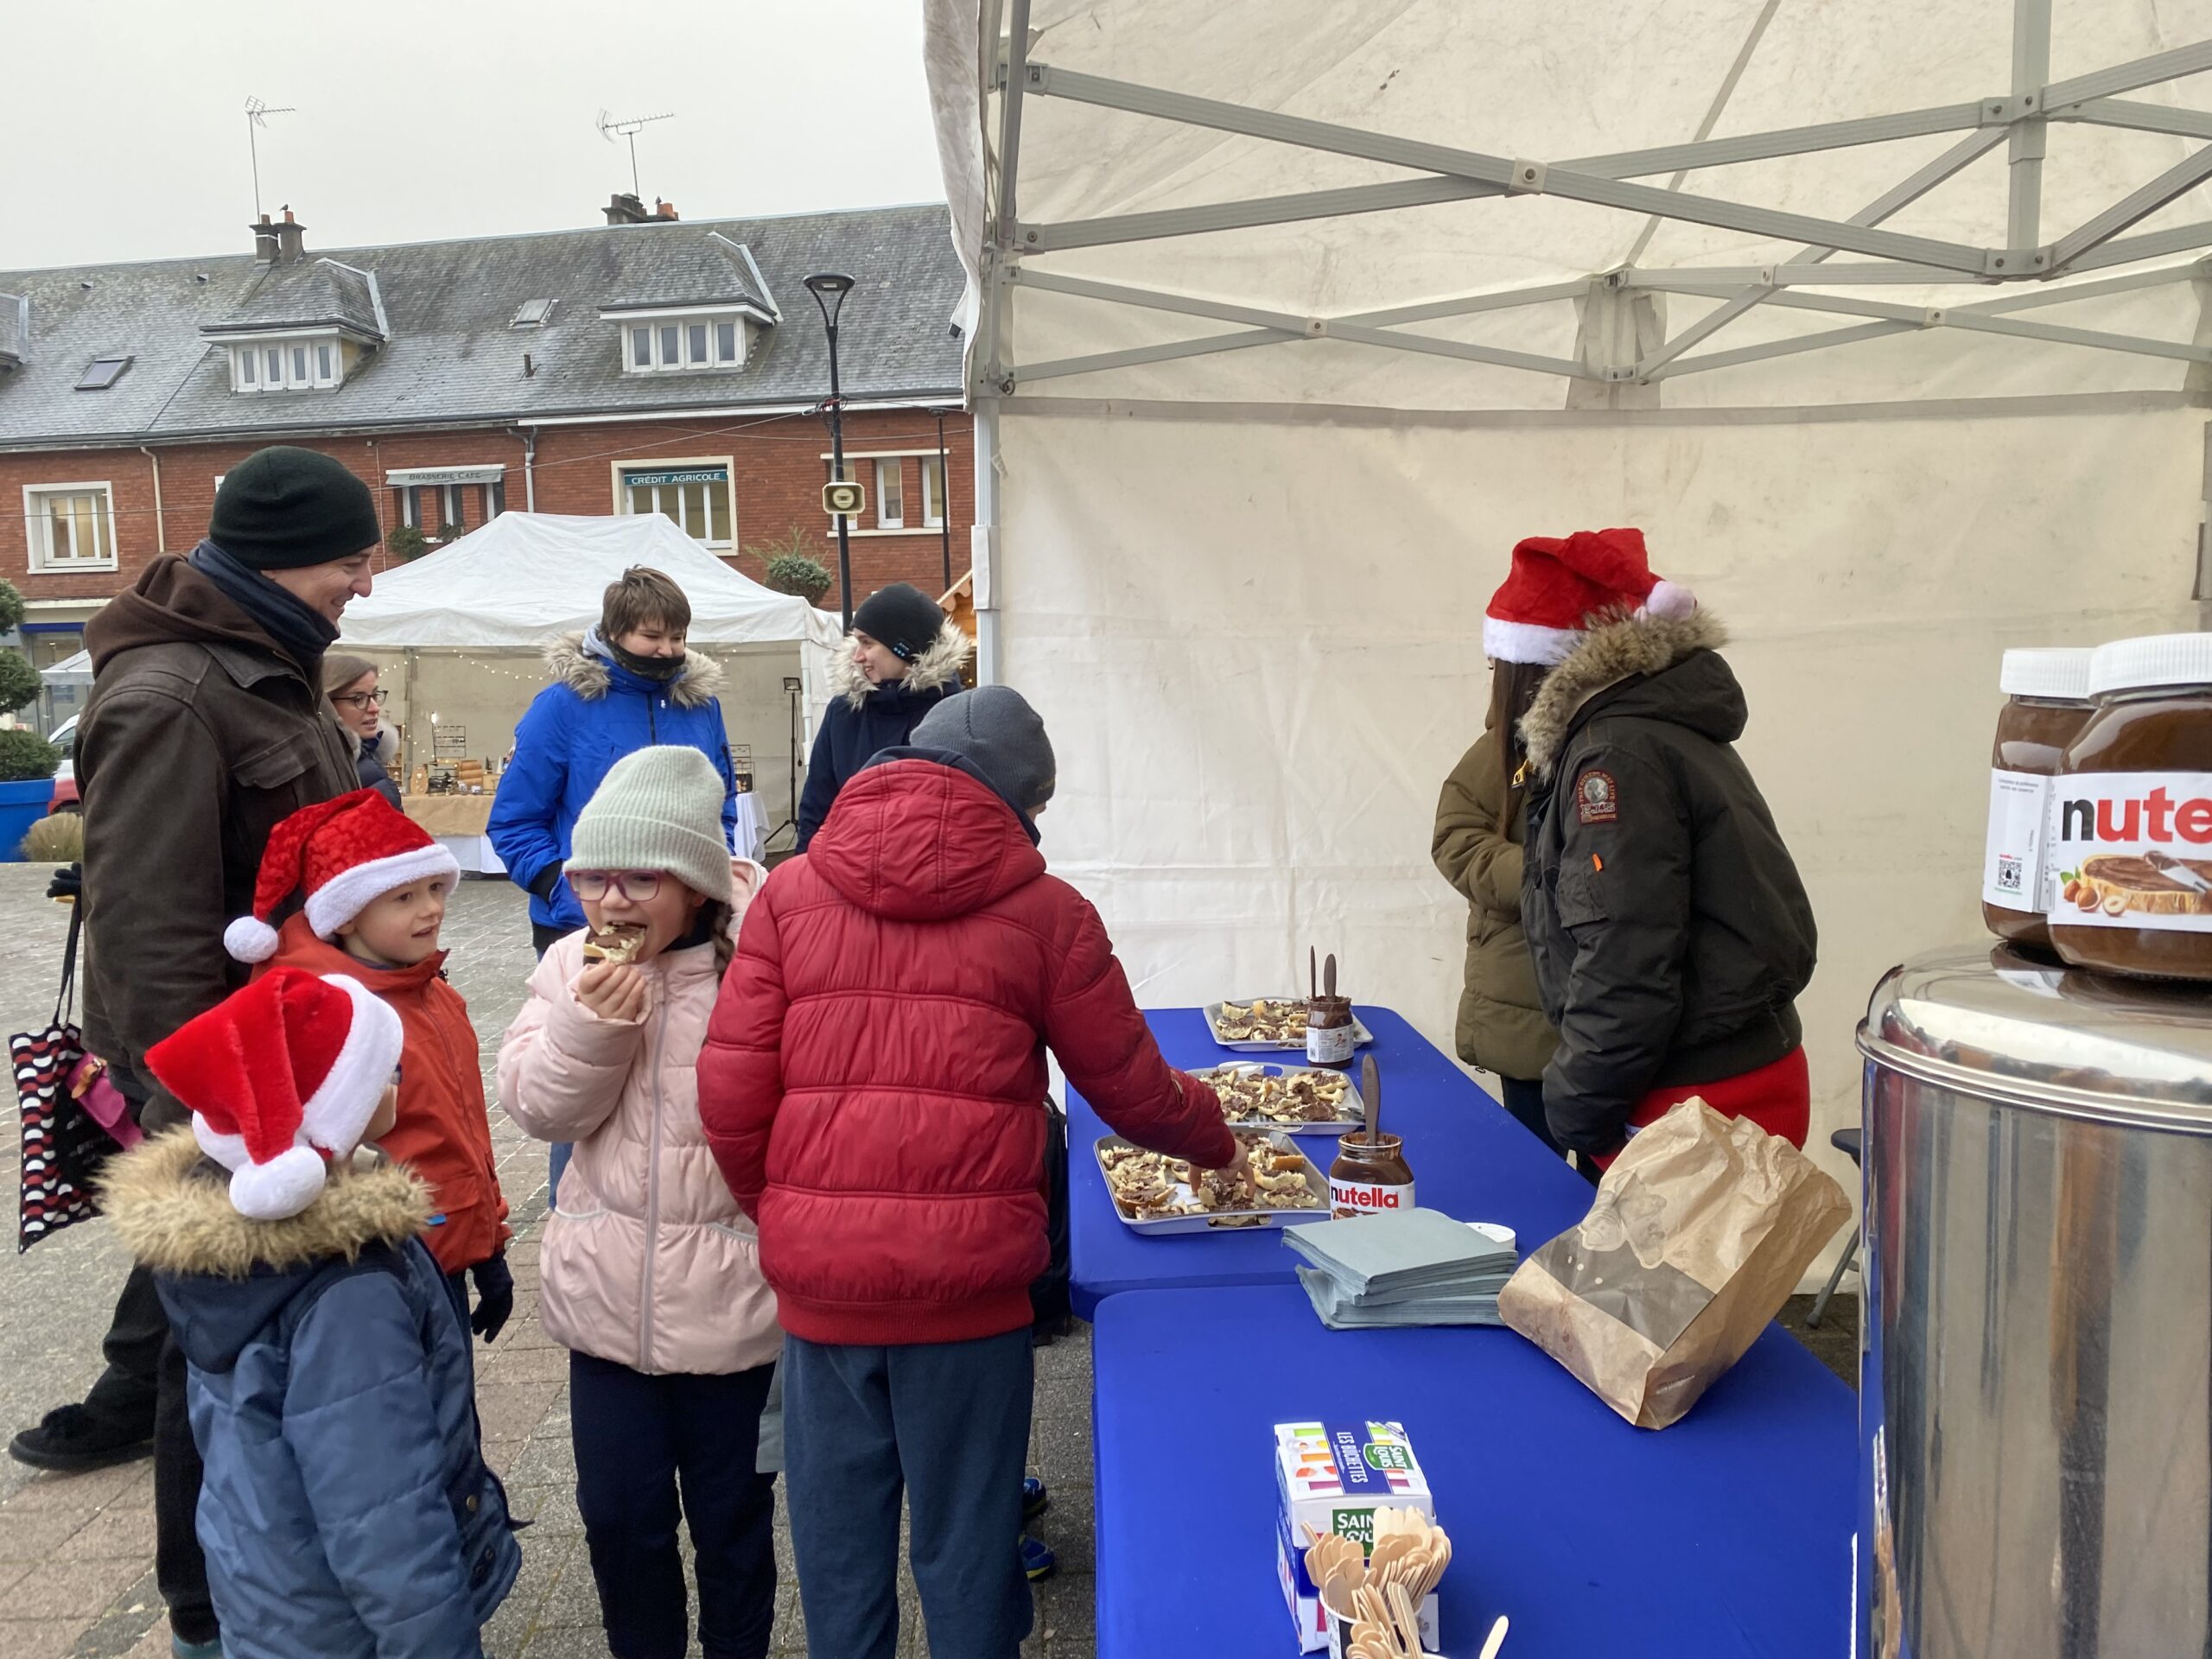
[0,196,972,687]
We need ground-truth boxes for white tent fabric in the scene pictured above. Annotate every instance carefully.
[39,649,91,689]
[925,1,2212,1238]
[340,512,841,651]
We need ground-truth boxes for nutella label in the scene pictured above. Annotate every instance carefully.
[1330,1178,1413,1218]
[1983,768,2053,913]
[2047,770,2212,931]
[1306,1022,1356,1065]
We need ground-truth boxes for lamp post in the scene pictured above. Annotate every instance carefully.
[804,272,857,627]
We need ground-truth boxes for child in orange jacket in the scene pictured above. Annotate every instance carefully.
[224,788,513,1338]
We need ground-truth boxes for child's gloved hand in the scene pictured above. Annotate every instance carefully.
[469,1252,515,1344]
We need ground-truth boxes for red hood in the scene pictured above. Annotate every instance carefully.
[806,759,1046,923]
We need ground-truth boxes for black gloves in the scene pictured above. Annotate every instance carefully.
[528,866,563,903]
[47,862,81,904]
[469,1252,515,1344]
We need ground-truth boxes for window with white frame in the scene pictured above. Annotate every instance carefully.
[921,454,946,527]
[397,484,470,536]
[618,312,747,374]
[228,334,343,393]
[620,465,732,547]
[23,483,117,571]
[875,459,905,529]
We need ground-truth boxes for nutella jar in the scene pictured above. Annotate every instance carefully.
[2050,633,2212,982]
[1329,1132,1414,1217]
[1306,995,1356,1066]
[1981,648,2093,952]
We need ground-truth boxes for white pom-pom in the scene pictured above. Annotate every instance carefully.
[227,1144,327,1221]
[1644,579,1697,620]
[224,915,281,963]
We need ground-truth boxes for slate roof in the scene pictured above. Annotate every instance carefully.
[0,204,965,449]
[0,294,23,369]
[205,257,387,338]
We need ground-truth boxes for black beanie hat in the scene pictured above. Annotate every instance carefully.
[850,582,946,663]
[209,447,380,569]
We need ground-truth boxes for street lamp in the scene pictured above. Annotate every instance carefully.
[804,272,857,628]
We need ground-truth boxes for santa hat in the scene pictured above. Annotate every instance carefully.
[1484,528,1696,666]
[225,789,459,963]
[144,968,404,1222]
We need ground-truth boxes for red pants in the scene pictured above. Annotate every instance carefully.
[1592,1046,1811,1171]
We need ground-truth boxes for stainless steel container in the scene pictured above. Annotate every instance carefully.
[1857,944,2212,1659]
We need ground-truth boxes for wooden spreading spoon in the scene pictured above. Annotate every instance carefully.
[1362,1052,1382,1144]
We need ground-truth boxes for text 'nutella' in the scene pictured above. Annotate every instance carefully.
[2051,632,2212,981]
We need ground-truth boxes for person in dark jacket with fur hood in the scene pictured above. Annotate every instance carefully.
[1488,529,1817,1171]
[796,582,970,851]
[105,968,519,1659]
[489,567,739,955]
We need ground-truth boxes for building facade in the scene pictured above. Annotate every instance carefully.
[0,197,972,683]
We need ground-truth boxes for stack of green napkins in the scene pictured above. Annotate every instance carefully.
[1285,1207,1520,1329]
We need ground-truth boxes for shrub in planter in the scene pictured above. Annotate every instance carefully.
[0,651,40,719]
[436,523,465,545]
[764,554,834,605]
[0,580,28,636]
[21,812,83,863]
[0,728,61,782]
[387,524,430,562]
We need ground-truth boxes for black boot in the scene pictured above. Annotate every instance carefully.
[9,1402,155,1472]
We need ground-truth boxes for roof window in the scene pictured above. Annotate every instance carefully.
[74,356,133,391]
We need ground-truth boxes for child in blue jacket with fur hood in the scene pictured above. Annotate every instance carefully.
[104,967,519,1659]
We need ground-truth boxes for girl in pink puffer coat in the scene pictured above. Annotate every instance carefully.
[498,746,780,1659]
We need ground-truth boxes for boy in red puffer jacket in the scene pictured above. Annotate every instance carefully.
[700,685,1235,1659]
[224,790,512,1343]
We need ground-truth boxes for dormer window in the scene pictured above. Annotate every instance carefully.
[607,307,760,373]
[228,332,345,393]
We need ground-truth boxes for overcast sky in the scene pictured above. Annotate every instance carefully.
[5,0,949,270]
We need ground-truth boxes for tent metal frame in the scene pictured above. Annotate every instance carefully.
[972,2,2212,397]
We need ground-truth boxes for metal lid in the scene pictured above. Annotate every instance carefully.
[1999,647,2091,702]
[1859,944,2212,1132]
[2088,632,2212,696]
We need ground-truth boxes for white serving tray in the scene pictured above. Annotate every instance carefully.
[1096,1131,1332,1235]
[1190,1061,1364,1135]
[1205,997,1376,1052]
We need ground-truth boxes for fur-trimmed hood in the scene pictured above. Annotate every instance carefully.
[1519,608,1734,778]
[103,1127,430,1281]
[829,621,973,711]
[545,631,726,709]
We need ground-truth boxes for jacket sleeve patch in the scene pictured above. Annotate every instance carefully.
[1574,768,1619,825]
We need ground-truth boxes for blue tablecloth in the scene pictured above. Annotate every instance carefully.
[1092,1283,1855,1659]
[1065,1006,1594,1317]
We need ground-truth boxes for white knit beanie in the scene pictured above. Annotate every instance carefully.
[565,747,734,904]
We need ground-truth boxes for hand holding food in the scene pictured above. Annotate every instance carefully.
[576,960,650,1024]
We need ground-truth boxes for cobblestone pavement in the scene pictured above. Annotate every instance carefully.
[0,868,1097,1659]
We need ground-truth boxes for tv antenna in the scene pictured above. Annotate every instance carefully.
[596,108,676,200]
[244,97,296,221]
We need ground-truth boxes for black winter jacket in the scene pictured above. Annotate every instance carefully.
[1518,609,1815,1157]
[796,621,971,851]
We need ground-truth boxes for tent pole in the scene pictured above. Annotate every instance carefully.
[973,397,1001,687]
[2007,0,2051,251]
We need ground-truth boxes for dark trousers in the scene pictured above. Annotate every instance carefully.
[569,1351,779,1659]
[1498,1074,1565,1158]
[784,1328,1033,1659]
[154,1298,217,1644]
[532,922,574,1201]
[81,1261,163,1434]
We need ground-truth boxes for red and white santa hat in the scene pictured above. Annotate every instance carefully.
[144,968,405,1221]
[1484,527,1696,665]
[224,789,460,963]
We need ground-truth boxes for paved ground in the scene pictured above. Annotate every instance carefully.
[0,865,1855,1658]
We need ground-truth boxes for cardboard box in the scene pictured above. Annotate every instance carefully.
[1274,1420,1440,1655]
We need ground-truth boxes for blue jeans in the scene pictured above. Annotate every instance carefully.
[783,1328,1033,1659]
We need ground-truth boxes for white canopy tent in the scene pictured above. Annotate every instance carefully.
[925,1,2212,1218]
[38,650,91,690]
[339,512,842,836]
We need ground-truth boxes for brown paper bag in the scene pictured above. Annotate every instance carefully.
[1498,1098,1850,1429]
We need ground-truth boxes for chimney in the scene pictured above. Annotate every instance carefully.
[604,193,651,226]
[250,213,281,264]
[654,198,679,221]
[274,207,308,264]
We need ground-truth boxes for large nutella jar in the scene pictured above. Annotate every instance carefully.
[1329,1131,1414,1217]
[1981,648,2093,952]
[2050,633,2212,982]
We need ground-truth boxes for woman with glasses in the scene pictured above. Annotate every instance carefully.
[322,653,401,808]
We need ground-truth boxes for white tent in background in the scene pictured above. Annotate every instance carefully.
[37,650,92,690]
[340,512,841,652]
[924,1,2212,1223]
[340,512,842,842]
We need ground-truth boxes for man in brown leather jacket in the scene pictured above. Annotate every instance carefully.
[8,447,374,1657]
